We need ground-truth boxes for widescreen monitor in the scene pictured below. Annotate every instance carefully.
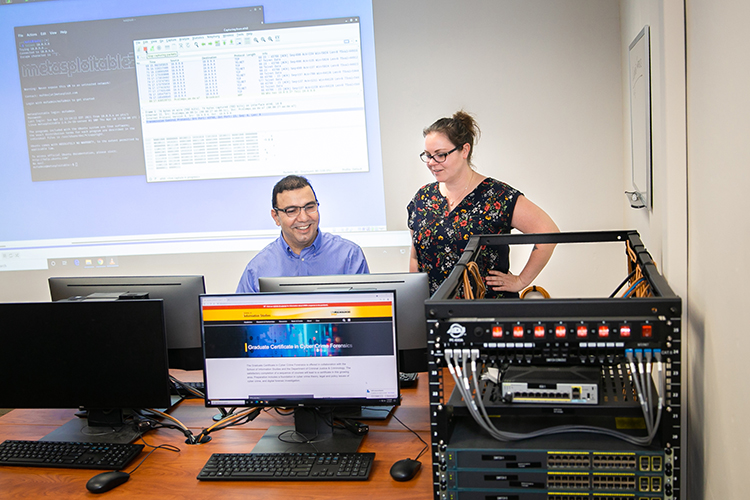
[0,299,171,443]
[200,290,400,453]
[259,272,430,373]
[49,275,206,370]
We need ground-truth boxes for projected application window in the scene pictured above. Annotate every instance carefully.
[133,18,368,183]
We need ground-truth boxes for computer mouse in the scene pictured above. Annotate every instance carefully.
[85,470,130,493]
[389,458,421,481]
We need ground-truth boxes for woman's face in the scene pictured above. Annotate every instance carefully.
[423,132,470,183]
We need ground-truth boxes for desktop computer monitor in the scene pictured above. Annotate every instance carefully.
[49,275,206,370]
[200,290,401,453]
[258,272,429,373]
[0,299,171,443]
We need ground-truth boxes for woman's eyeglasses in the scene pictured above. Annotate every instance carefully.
[419,146,459,164]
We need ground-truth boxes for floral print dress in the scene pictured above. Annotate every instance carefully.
[407,178,522,298]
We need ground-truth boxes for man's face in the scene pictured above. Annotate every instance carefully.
[271,186,320,254]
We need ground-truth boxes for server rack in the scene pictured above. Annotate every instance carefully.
[425,231,682,500]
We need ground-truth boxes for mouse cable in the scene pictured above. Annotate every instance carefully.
[126,438,180,475]
[275,409,343,451]
[277,429,327,450]
[388,411,429,462]
[275,408,337,451]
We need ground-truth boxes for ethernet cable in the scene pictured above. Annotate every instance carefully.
[445,350,500,439]
[632,350,653,434]
[623,277,647,297]
[609,269,637,298]
[444,348,664,446]
[627,350,651,434]
[645,350,655,432]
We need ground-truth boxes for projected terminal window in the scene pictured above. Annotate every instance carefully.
[133,18,369,183]
[14,7,265,182]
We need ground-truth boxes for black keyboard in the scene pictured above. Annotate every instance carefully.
[197,452,375,481]
[171,380,205,396]
[0,440,144,470]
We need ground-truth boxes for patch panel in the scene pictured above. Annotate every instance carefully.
[476,321,659,343]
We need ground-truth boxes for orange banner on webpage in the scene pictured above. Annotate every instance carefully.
[202,302,393,322]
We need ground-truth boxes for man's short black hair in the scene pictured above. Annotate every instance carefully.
[272,175,318,208]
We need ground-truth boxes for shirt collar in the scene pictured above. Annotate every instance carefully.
[279,230,323,257]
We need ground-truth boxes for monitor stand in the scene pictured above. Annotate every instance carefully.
[40,409,141,444]
[251,407,363,454]
[334,405,395,421]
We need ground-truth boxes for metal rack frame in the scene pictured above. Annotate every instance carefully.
[425,230,683,499]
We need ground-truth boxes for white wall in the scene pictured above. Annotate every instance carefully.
[375,0,626,298]
[620,0,690,495]
[620,0,688,294]
[0,0,627,302]
[623,0,750,498]
[375,0,623,233]
[685,1,750,498]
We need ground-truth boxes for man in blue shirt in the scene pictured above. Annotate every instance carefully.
[236,175,369,293]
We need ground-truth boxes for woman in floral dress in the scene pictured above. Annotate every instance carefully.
[408,111,559,298]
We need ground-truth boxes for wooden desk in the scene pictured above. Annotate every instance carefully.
[0,373,432,499]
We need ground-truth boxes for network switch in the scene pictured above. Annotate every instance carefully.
[501,366,600,404]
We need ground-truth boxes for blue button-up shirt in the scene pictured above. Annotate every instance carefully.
[236,230,370,293]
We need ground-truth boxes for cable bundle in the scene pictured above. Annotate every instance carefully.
[443,349,665,446]
[461,261,486,299]
[625,242,652,298]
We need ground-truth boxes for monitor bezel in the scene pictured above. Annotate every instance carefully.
[258,272,429,373]
[0,299,171,411]
[48,275,206,370]
[199,289,402,410]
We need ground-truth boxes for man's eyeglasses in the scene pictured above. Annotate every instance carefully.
[420,146,459,164]
[274,201,319,218]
